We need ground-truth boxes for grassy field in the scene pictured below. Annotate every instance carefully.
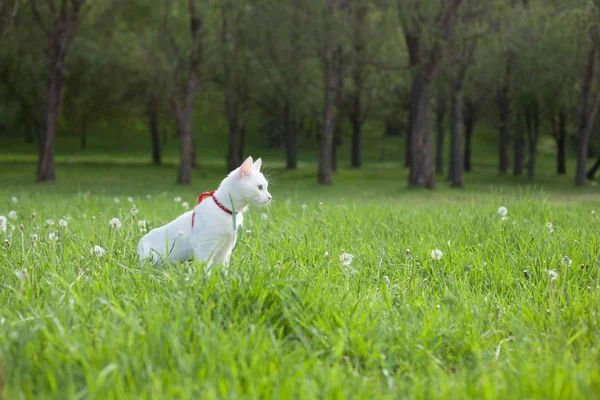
[1,157,600,399]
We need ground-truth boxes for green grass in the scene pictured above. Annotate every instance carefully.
[1,161,600,399]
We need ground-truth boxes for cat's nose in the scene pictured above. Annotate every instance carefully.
[267,195,272,201]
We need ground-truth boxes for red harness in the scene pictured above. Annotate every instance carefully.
[191,191,233,228]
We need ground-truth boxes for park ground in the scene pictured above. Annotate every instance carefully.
[0,129,600,399]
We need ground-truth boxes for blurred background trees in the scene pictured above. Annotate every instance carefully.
[1,0,600,187]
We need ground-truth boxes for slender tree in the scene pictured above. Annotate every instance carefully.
[30,0,86,182]
[171,0,204,184]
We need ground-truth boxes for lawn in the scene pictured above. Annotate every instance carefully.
[1,161,599,399]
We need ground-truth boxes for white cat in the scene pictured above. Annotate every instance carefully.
[137,156,271,270]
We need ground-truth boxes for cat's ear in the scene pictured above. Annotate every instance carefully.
[239,156,254,177]
[252,158,262,171]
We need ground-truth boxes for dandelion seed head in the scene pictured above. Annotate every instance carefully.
[46,219,55,226]
[11,196,18,204]
[48,232,58,241]
[0,216,6,233]
[174,196,182,203]
[127,197,134,203]
[339,253,354,266]
[90,245,106,257]
[182,202,189,209]
[324,251,330,258]
[8,210,17,220]
[114,197,120,204]
[146,194,152,199]
[58,219,68,228]
[430,249,443,260]
[301,203,308,210]
[562,256,572,267]
[260,213,268,220]
[109,218,122,229]
[497,206,508,216]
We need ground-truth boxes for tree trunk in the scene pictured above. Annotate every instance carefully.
[350,116,361,167]
[80,117,88,151]
[513,112,524,176]
[526,101,539,179]
[176,0,203,184]
[318,0,340,185]
[404,32,420,169]
[283,102,297,169]
[576,48,600,186]
[33,0,84,182]
[587,157,600,180]
[37,68,65,182]
[448,84,464,187]
[148,99,161,165]
[463,100,475,172]
[408,73,435,188]
[498,60,512,175]
[555,111,566,175]
[435,88,446,175]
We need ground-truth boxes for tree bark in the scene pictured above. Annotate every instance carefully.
[576,47,600,186]
[404,32,420,169]
[175,0,203,184]
[448,84,464,187]
[525,100,539,179]
[350,115,361,167]
[463,100,475,172]
[34,0,85,182]
[317,0,341,185]
[148,98,161,165]
[408,73,435,188]
[435,88,446,175]
[587,157,600,180]
[80,117,88,150]
[283,101,297,169]
[498,59,512,175]
[513,112,524,176]
[556,111,566,175]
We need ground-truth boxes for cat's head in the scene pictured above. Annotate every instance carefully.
[227,156,272,206]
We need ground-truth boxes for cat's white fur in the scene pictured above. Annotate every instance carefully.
[137,156,271,270]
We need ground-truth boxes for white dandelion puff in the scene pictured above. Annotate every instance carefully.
[90,245,106,257]
[127,197,134,203]
[113,197,120,204]
[11,196,18,204]
[0,216,6,233]
[182,202,189,209]
[430,249,443,260]
[46,219,55,226]
[48,232,58,241]
[174,196,182,203]
[109,218,122,229]
[545,269,558,281]
[339,253,354,266]
[58,219,68,227]
[324,251,330,258]
[8,210,17,220]
[30,233,38,241]
[301,203,308,210]
[137,220,147,231]
[146,194,152,200]
[130,205,139,215]
[562,256,572,267]
[497,206,508,216]
[260,213,268,220]
[546,222,554,233]
[501,216,509,222]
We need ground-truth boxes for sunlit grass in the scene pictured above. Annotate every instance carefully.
[1,165,599,399]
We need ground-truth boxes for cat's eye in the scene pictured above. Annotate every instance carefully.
[258,184,264,191]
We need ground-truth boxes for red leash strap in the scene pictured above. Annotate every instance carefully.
[191,191,233,228]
